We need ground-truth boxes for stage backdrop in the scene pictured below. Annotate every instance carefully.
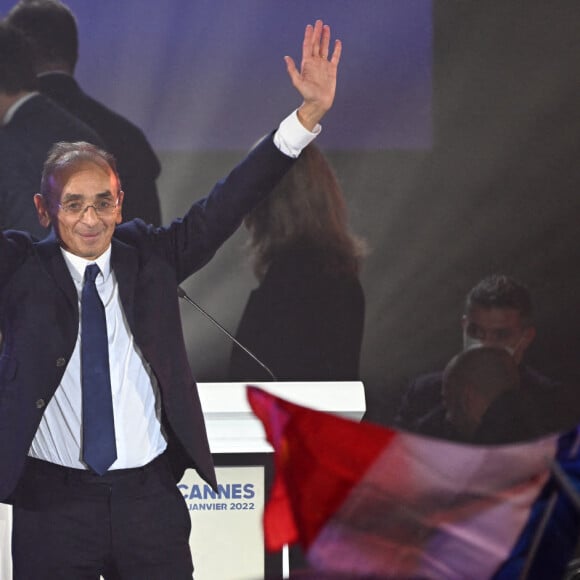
[2,0,580,424]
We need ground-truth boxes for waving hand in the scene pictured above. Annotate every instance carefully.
[285,20,342,131]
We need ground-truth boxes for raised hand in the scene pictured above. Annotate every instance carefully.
[285,20,342,131]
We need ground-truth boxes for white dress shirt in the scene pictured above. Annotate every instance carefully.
[29,247,167,469]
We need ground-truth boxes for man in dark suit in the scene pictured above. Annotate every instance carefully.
[6,0,163,226]
[0,19,341,579]
[0,21,104,237]
[394,274,559,433]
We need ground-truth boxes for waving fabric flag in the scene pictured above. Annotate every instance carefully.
[247,386,564,580]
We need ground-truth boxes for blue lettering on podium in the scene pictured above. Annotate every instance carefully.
[179,482,256,500]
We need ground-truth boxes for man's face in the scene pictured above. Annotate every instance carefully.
[34,161,123,260]
[461,306,535,365]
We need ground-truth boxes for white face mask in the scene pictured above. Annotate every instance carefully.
[462,335,522,357]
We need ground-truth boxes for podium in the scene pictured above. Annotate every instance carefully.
[198,381,366,453]
[187,381,365,579]
[0,502,10,580]
[0,381,365,580]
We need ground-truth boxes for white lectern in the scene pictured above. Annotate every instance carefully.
[0,381,365,580]
[187,381,365,580]
[198,381,366,453]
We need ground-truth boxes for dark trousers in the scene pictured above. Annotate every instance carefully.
[12,454,194,580]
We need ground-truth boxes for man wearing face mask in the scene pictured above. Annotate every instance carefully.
[394,274,558,433]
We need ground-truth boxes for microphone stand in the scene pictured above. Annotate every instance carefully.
[177,286,277,382]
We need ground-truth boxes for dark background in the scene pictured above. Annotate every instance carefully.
[162,1,580,425]
[3,1,580,425]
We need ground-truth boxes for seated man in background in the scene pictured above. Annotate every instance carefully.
[394,274,558,433]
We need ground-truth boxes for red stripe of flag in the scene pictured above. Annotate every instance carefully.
[248,385,396,550]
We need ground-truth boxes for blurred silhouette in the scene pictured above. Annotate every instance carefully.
[0,20,103,236]
[394,274,559,432]
[6,0,162,226]
[475,373,580,445]
[415,346,520,442]
[228,142,366,381]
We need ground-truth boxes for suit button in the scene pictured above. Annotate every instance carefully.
[56,357,66,367]
[36,399,45,409]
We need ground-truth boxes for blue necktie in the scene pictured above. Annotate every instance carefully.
[81,263,117,475]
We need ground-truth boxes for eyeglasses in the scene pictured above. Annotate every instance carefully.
[57,198,120,216]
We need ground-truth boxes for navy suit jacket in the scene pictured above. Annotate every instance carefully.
[0,134,294,501]
[0,94,104,237]
[38,73,162,226]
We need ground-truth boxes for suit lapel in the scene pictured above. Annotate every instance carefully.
[35,233,140,333]
[36,231,77,312]
[111,237,139,332]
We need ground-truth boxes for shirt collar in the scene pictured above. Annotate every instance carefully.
[61,245,112,285]
[37,70,72,78]
[2,92,40,125]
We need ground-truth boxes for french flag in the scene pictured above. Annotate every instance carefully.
[247,386,580,579]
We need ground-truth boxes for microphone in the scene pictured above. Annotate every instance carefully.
[177,286,277,381]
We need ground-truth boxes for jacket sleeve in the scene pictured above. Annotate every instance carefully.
[115,133,296,283]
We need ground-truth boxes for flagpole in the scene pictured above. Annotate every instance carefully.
[518,459,580,580]
[551,461,580,513]
[518,490,558,580]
